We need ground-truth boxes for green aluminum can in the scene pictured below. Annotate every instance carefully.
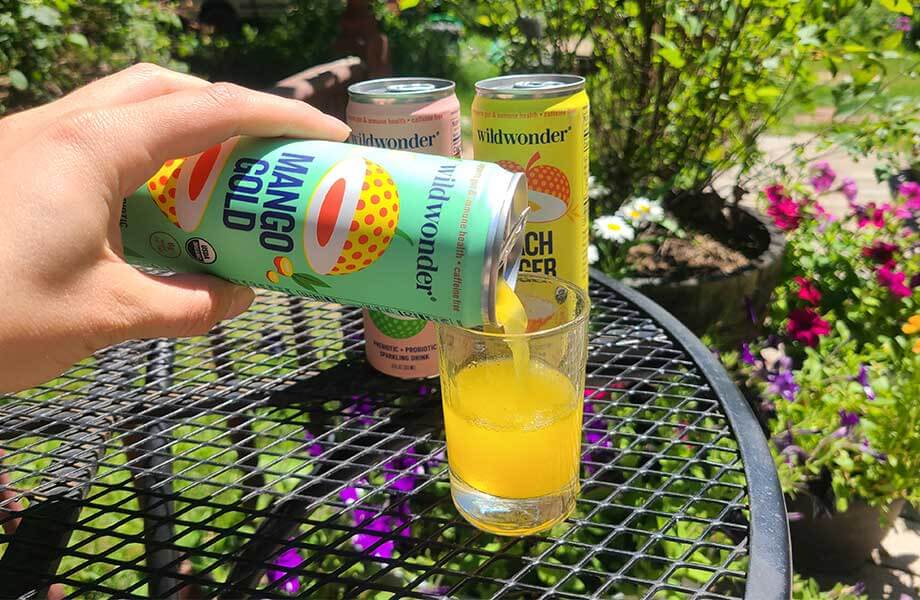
[121,137,527,326]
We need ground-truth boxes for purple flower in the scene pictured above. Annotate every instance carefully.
[384,448,425,493]
[764,184,787,204]
[352,510,398,559]
[347,394,376,426]
[767,369,799,402]
[810,161,837,192]
[899,181,920,209]
[340,480,366,505]
[854,365,876,400]
[304,430,323,457]
[861,439,888,462]
[744,296,757,325]
[267,546,302,594]
[840,177,858,201]
[839,409,860,427]
[741,343,756,366]
[894,16,912,32]
[583,401,611,474]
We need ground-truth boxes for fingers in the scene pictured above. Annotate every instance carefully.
[101,267,254,342]
[0,64,209,158]
[44,81,351,198]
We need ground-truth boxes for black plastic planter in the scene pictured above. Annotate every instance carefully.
[788,495,906,573]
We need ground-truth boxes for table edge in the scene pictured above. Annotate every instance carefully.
[589,268,791,600]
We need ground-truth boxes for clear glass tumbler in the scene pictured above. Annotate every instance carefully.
[437,274,589,536]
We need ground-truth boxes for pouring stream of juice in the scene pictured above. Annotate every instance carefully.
[495,278,529,377]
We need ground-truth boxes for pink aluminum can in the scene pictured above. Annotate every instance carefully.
[347,77,461,379]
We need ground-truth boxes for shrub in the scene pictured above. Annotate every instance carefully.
[450,1,914,215]
[0,1,192,114]
[187,0,344,89]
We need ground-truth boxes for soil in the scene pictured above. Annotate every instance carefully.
[627,228,751,280]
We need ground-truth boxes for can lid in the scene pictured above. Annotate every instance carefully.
[483,172,529,325]
[348,77,456,103]
[475,74,585,99]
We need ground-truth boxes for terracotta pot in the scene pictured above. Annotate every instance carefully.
[623,203,785,347]
[788,494,905,574]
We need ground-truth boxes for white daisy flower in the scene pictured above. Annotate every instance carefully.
[620,196,664,224]
[588,244,599,265]
[593,215,635,243]
[588,175,610,200]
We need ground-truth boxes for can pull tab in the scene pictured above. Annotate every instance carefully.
[386,83,437,93]
[512,80,566,90]
[498,205,531,273]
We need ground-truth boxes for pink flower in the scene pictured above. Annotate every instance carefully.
[899,181,920,210]
[883,202,911,220]
[794,276,822,306]
[840,177,858,202]
[767,197,802,231]
[877,266,912,298]
[810,161,836,192]
[765,184,787,204]
[894,15,912,32]
[862,241,898,266]
[856,203,885,228]
[786,308,831,347]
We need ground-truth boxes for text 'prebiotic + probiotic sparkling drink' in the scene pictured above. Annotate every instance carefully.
[472,74,589,291]
[122,137,528,327]
[347,77,461,378]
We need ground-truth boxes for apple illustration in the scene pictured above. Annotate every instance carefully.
[496,152,569,223]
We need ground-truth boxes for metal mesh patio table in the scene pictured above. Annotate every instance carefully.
[0,271,790,599]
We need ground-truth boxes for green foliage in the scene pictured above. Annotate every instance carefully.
[792,574,867,599]
[447,1,912,214]
[188,1,344,89]
[375,2,464,80]
[0,0,193,114]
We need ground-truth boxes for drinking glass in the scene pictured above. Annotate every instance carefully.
[437,274,589,536]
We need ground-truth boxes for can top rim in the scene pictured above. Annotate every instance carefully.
[348,77,456,103]
[475,74,585,98]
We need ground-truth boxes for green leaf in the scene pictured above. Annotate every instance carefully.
[659,47,686,68]
[66,32,89,47]
[292,272,330,289]
[756,86,782,99]
[881,32,903,50]
[7,69,27,91]
[394,227,414,246]
[880,0,913,15]
[22,4,61,27]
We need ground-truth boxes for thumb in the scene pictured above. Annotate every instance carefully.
[112,269,254,341]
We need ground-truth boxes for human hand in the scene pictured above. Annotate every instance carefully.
[0,63,350,393]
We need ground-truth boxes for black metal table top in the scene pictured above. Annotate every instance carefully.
[0,271,790,599]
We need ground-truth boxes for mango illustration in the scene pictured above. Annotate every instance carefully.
[304,156,400,275]
[144,139,239,232]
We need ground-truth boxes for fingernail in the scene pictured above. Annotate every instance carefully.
[226,285,254,320]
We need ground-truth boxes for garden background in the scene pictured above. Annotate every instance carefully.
[1,1,919,598]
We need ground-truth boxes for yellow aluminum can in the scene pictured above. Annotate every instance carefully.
[472,74,589,291]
